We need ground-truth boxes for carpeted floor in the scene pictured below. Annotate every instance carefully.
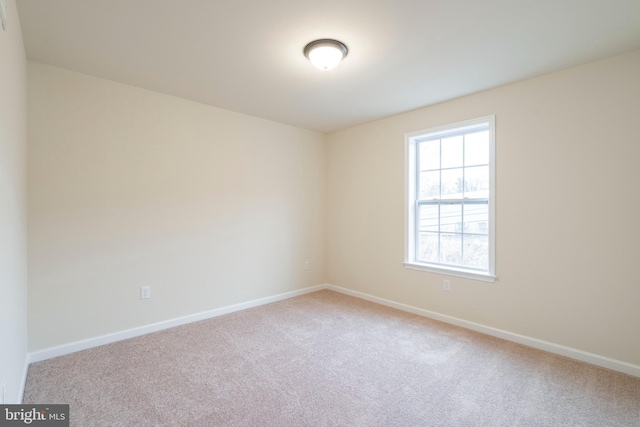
[24,290,640,426]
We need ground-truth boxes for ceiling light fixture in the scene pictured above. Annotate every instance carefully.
[303,39,348,70]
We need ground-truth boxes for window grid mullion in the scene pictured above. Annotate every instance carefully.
[420,163,488,173]
[461,204,465,266]
[438,139,443,264]
[461,134,465,266]
[415,142,421,263]
[437,204,442,264]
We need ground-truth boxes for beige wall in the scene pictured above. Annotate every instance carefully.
[28,62,326,351]
[0,0,28,403]
[326,50,640,366]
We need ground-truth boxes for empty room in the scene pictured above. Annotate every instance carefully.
[2,0,640,425]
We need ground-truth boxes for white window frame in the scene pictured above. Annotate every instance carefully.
[404,115,496,282]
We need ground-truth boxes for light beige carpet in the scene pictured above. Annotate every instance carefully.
[24,290,640,426]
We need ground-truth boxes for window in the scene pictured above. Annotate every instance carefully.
[404,115,495,282]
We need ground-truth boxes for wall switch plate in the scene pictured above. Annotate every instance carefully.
[140,286,151,299]
[443,280,451,291]
[304,261,310,270]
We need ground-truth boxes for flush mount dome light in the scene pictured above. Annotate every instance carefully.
[304,39,348,70]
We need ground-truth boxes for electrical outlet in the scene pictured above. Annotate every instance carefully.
[443,280,451,291]
[140,286,151,299]
[304,261,310,270]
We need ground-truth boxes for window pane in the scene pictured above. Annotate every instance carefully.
[419,171,440,199]
[441,168,463,199]
[441,135,463,169]
[463,234,489,269]
[419,205,439,232]
[463,165,489,198]
[419,139,440,171]
[440,203,461,233]
[463,203,488,235]
[464,131,489,166]
[418,232,438,263]
[440,233,462,265]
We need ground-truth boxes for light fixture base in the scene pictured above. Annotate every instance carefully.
[303,39,349,70]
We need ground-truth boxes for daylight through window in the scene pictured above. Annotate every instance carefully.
[404,116,495,282]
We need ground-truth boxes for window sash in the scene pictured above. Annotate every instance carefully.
[414,200,489,271]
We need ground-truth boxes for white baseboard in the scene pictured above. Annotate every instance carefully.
[28,284,326,364]
[25,283,640,380]
[326,284,640,378]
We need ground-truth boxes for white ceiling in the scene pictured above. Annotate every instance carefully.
[16,0,640,133]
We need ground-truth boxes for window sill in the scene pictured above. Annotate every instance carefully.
[403,261,496,283]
